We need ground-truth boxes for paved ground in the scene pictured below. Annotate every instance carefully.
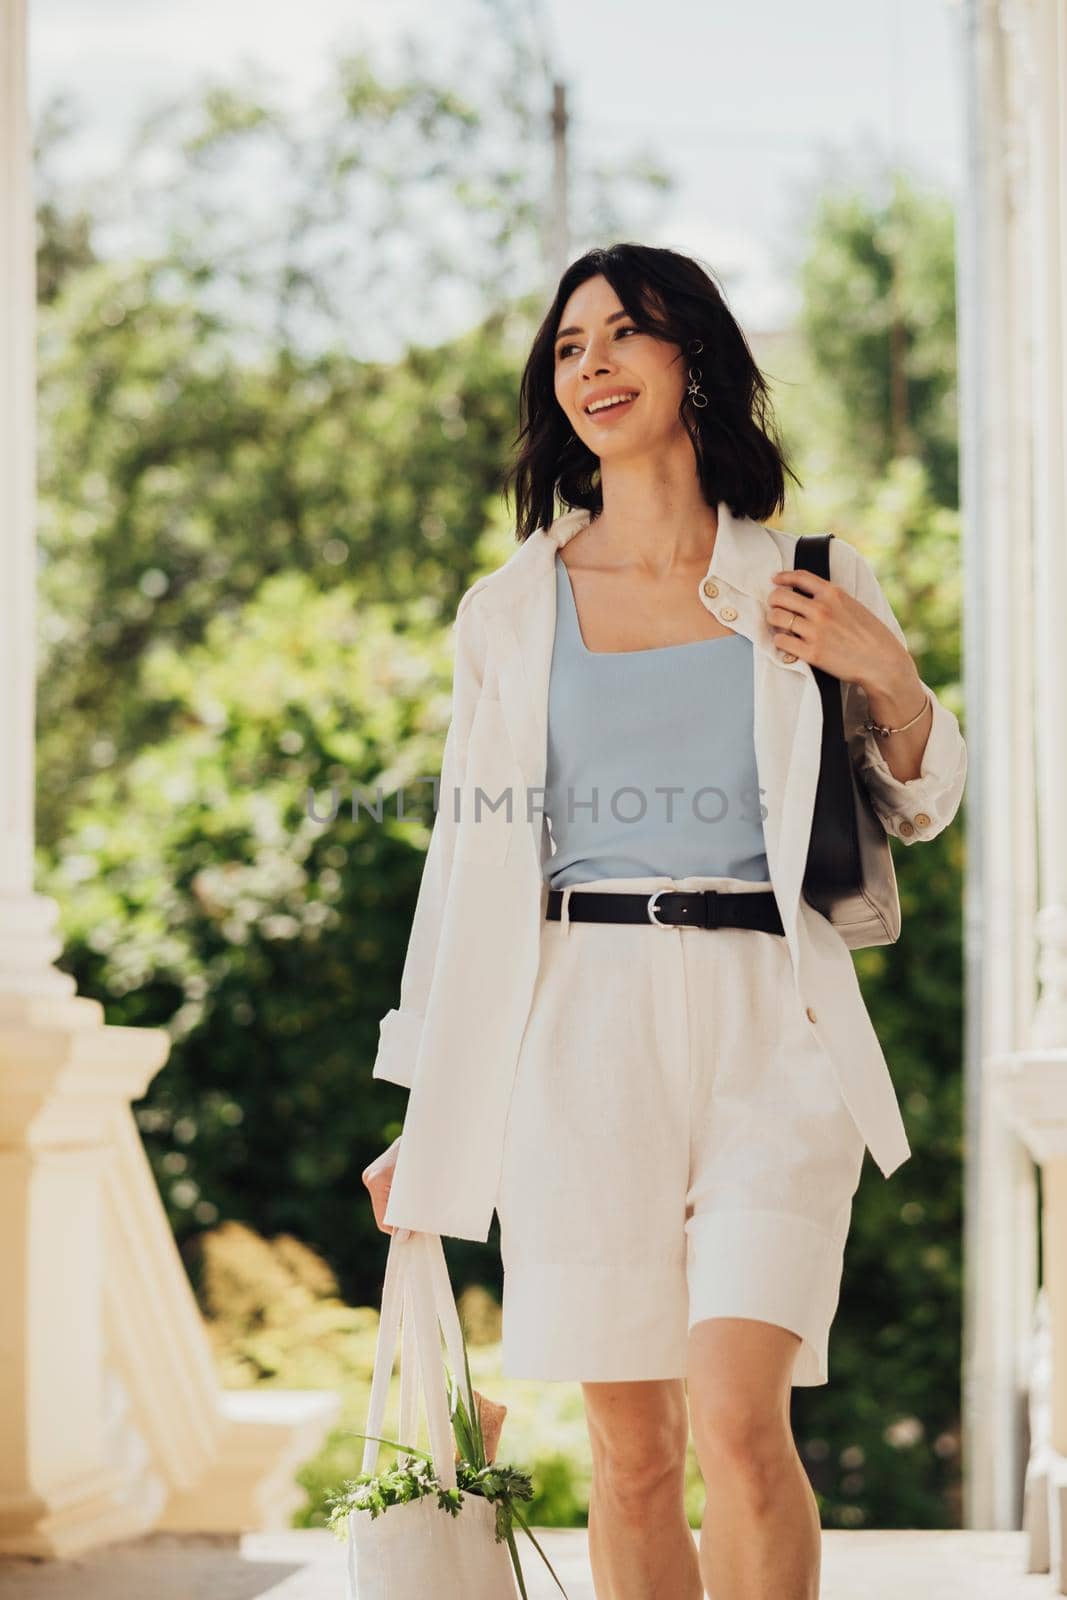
[0,1527,1054,1599]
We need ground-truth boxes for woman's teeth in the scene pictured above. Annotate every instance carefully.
[585,394,637,416]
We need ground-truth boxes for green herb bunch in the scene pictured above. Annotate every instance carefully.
[327,1323,568,1599]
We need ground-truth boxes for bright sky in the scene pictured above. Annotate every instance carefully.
[29,0,964,337]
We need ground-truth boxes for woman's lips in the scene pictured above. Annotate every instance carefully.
[583,394,638,423]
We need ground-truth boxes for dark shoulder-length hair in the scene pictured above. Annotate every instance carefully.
[501,241,800,543]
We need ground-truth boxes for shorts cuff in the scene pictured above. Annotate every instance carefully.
[685,1209,849,1387]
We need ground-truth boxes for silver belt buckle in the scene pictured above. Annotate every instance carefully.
[646,889,674,927]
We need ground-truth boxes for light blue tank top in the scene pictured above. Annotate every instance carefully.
[543,551,771,889]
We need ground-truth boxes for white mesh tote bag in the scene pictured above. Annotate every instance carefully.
[346,1230,520,1600]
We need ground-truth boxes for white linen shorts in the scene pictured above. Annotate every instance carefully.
[493,874,867,1388]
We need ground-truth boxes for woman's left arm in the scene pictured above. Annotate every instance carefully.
[768,539,968,845]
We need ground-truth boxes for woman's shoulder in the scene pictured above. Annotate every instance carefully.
[455,528,549,622]
[456,572,495,621]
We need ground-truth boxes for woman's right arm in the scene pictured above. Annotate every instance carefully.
[370,581,490,1091]
[364,584,490,1235]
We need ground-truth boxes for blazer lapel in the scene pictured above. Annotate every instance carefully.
[480,501,824,972]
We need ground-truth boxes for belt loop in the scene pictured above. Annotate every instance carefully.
[562,884,574,936]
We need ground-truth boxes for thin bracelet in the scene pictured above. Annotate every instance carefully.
[863,690,930,741]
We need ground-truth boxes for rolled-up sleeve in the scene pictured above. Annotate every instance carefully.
[370,584,489,1088]
[836,540,968,845]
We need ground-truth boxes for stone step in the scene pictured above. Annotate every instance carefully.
[0,1527,1053,1599]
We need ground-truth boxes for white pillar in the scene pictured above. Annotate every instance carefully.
[977,0,1067,1587]
[0,0,148,1552]
[1028,0,1067,1052]
[1024,1,1067,1583]
[0,0,75,1002]
[959,0,1040,1533]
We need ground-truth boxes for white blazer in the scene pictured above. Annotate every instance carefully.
[377,501,968,1242]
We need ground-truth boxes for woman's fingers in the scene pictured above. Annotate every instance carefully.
[362,1137,409,1237]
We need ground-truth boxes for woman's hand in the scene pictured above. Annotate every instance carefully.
[769,563,936,782]
[362,1136,411,1241]
[767,568,919,701]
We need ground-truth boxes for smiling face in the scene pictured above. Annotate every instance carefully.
[553,274,689,461]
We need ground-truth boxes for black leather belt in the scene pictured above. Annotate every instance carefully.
[545,887,785,934]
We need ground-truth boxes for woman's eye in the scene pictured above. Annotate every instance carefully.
[558,326,639,359]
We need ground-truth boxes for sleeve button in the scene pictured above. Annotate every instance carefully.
[702,579,720,598]
[781,651,798,663]
[914,812,931,828]
[899,819,915,837]
[719,605,738,622]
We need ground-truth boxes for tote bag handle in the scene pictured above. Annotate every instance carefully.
[361,1232,472,1491]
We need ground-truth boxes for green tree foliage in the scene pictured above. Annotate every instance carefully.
[792,172,959,508]
[34,27,671,854]
[41,570,466,1305]
[35,259,531,847]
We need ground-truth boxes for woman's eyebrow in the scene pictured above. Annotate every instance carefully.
[554,310,630,344]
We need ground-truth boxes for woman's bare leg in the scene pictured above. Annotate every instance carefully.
[686,1317,819,1600]
[581,1376,703,1600]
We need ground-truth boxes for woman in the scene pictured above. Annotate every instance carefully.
[362,243,967,1600]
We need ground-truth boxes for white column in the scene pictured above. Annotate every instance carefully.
[0,0,75,1002]
[960,0,1040,1533]
[980,0,1067,1587]
[1028,0,1067,1052]
[1025,0,1067,1581]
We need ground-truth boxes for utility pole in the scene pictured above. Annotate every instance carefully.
[548,78,571,288]
[528,0,570,291]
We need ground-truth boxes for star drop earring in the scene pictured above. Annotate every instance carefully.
[686,338,708,408]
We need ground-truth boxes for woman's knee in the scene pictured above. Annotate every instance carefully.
[690,1386,788,1456]
[583,1379,690,1505]
[687,1322,799,1505]
[689,1388,798,1510]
